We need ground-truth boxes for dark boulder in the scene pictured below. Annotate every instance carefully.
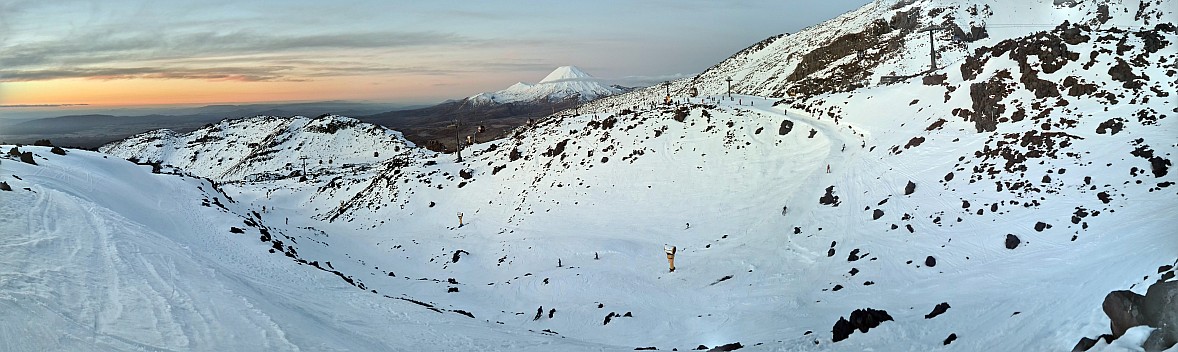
[833,308,893,342]
[707,342,743,351]
[1141,281,1178,349]
[925,302,951,319]
[904,181,916,195]
[1006,234,1021,249]
[19,151,36,165]
[1078,281,1178,352]
[778,120,794,135]
[925,256,937,267]
[832,317,855,342]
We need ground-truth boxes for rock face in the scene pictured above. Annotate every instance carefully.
[1077,280,1178,351]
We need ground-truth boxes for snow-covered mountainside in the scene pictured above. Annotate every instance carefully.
[469,65,623,105]
[7,0,1177,350]
[0,147,564,351]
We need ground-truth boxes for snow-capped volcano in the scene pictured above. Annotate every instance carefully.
[537,65,593,83]
[468,65,621,104]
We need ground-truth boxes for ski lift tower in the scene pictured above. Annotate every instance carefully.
[453,119,463,163]
[921,25,945,72]
[725,77,733,100]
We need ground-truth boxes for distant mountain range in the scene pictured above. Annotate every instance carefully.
[0,67,631,151]
[0,101,413,149]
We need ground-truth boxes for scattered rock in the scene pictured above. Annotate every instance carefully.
[1006,234,1021,249]
[904,181,916,195]
[19,151,36,165]
[925,256,937,267]
[778,120,794,135]
[707,342,743,351]
[832,308,894,342]
[944,333,958,345]
[848,249,862,262]
[451,249,469,263]
[925,302,951,319]
[819,186,841,206]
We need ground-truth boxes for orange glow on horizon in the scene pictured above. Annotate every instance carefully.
[1,74,510,107]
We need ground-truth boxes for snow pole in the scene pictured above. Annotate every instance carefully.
[664,245,677,272]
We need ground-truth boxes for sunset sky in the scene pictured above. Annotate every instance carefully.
[1,0,870,110]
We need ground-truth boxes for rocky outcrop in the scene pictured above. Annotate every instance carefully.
[832,308,894,342]
[1075,280,1178,351]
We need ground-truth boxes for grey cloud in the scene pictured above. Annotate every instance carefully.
[0,29,468,70]
[0,104,91,108]
[0,65,299,82]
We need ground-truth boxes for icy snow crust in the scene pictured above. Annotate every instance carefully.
[6,0,1177,350]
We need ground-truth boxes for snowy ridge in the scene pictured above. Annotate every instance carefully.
[100,115,423,182]
[468,65,621,105]
[11,0,1178,350]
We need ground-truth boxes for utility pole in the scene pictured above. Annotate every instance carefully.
[725,77,733,100]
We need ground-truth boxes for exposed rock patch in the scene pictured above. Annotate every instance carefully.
[832,308,894,342]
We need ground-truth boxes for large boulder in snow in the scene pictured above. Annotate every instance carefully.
[1141,281,1178,350]
[1103,290,1148,338]
[1083,280,1178,351]
[832,308,893,342]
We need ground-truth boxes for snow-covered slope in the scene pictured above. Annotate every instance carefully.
[14,0,1178,350]
[0,147,573,351]
[468,65,622,105]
